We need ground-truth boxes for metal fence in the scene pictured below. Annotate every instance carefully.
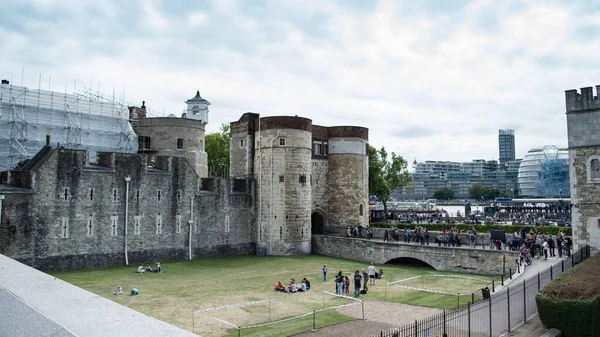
[372,246,591,337]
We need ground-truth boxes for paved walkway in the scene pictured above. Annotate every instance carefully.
[0,255,198,337]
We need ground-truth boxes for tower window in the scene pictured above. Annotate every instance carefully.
[176,215,182,233]
[139,136,151,150]
[61,217,69,239]
[279,175,285,183]
[89,188,94,201]
[359,204,364,216]
[112,189,118,202]
[200,140,204,152]
[87,217,95,237]
[111,216,118,236]
[134,215,141,235]
[587,156,600,183]
[240,139,245,148]
[279,138,286,146]
[225,215,230,233]
[299,175,306,185]
[156,214,163,235]
[177,138,184,150]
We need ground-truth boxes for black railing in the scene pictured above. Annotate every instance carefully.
[372,245,591,337]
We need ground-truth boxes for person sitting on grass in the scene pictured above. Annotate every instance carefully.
[153,261,161,273]
[288,279,297,294]
[298,280,307,292]
[376,269,384,279]
[113,285,122,295]
[130,288,139,296]
[302,278,310,290]
[145,265,153,272]
[136,265,145,273]
[274,281,286,292]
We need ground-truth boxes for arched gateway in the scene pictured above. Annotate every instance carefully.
[311,210,326,235]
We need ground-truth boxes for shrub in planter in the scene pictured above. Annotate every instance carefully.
[535,254,600,336]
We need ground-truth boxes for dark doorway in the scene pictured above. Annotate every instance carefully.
[311,211,325,235]
[385,257,435,270]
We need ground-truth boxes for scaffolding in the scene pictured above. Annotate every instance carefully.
[0,83,138,171]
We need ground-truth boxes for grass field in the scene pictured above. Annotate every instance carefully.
[50,254,495,336]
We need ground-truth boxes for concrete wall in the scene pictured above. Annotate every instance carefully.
[312,235,518,275]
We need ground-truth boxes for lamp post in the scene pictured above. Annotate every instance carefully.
[269,131,281,255]
[0,195,4,230]
[124,176,131,265]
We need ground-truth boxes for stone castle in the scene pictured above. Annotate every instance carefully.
[0,90,369,271]
[566,85,600,253]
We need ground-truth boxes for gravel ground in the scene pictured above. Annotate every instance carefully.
[294,301,443,337]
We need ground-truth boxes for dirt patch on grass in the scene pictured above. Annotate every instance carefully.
[294,301,443,337]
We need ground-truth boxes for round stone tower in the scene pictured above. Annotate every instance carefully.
[254,116,312,255]
[326,126,369,231]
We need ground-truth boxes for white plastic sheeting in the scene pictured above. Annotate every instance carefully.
[0,84,138,171]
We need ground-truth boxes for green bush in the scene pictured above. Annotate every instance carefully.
[369,222,571,235]
[536,294,600,336]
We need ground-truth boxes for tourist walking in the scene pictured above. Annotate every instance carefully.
[322,265,328,281]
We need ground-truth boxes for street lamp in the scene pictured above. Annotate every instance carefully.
[0,195,4,230]
[124,176,131,265]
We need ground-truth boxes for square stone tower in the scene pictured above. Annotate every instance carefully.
[565,85,600,253]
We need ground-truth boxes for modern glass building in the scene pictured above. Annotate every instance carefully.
[499,129,515,169]
[517,145,570,197]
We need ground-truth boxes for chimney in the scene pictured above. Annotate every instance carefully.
[46,134,51,146]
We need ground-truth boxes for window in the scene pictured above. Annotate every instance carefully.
[313,141,322,155]
[324,142,328,156]
[192,105,199,115]
[61,217,69,239]
[240,139,244,148]
[134,215,141,235]
[177,190,182,203]
[157,190,162,202]
[591,159,600,180]
[587,156,600,183]
[176,215,182,233]
[279,175,285,183]
[135,190,140,202]
[156,214,163,234]
[177,138,184,150]
[199,140,204,152]
[112,188,118,202]
[87,217,94,237]
[225,215,230,233]
[62,188,70,201]
[139,136,151,150]
[111,215,118,236]
[89,188,94,201]
[299,175,306,185]
[279,138,286,146]
[359,204,364,216]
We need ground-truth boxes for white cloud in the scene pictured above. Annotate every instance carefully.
[1,0,598,167]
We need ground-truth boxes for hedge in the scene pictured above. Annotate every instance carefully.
[536,290,600,335]
[369,222,572,236]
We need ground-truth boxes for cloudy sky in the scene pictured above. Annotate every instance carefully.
[2,0,599,167]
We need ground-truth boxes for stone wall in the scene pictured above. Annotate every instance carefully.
[312,235,517,275]
[136,117,207,177]
[0,148,255,272]
[566,85,600,253]
[568,147,600,252]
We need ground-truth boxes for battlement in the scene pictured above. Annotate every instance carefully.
[565,85,600,112]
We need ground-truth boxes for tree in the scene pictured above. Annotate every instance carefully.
[468,184,489,200]
[205,124,230,177]
[368,145,412,222]
[433,187,455,201]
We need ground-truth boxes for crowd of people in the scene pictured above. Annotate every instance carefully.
[136,261,161,273]
[274,278,311,294]
[333,264,383,298]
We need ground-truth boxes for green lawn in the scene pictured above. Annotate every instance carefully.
[51,254,494,336]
